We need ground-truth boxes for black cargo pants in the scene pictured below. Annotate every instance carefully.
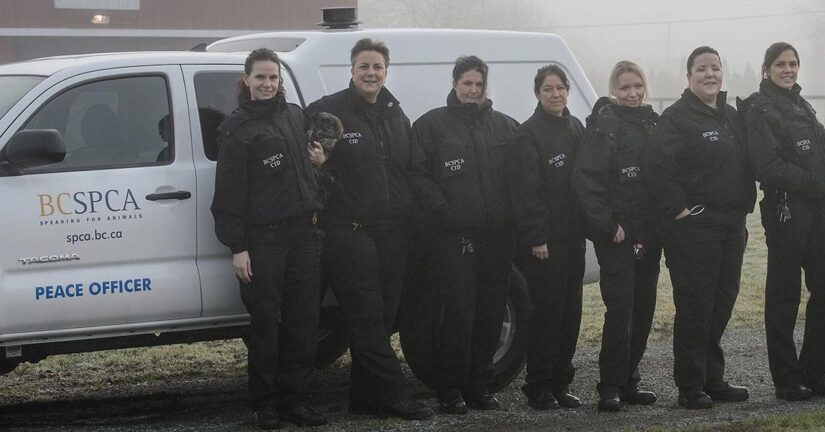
[242,220,322,411]
[594,223,661,394]
[430,230,515,400]
[518,237,586,396]
[661,209,746,389]
[761,195,825,387]
[323,219,409,409]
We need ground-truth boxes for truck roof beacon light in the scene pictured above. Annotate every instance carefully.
[318,7,360,30]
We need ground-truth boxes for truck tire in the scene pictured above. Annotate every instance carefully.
[399,264,529,393]
[0,360,19,375]
[239,325,348,369]
[315,324,349,367]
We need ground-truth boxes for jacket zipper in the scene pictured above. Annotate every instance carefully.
[469,122,491,227]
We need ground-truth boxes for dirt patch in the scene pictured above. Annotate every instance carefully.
[2,327,822,432]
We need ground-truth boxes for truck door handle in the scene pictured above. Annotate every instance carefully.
[145,191,191,201]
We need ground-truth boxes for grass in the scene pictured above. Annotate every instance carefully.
[1,340,250,400]
[648,411,825,432]
[579,207,787,344]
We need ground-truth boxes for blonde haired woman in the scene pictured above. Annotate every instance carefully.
[572,60,660,412]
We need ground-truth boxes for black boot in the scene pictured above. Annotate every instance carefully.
[678,387,712,409]
[597,393,621,412]
[280,405,327,427]
[464,392,500,410]
[552,385,582,408]
[622,386,657,405]
[254,408,282,430]
[703,381,749,402]
[380,398,434,420]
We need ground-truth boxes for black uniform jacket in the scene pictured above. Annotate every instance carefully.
[509,102,584,248]
[572,97,659,242]
[409,90,519,234]
[740,79,825,200]
[211,94,322,254]
[644,89,756,221]
[305,81,413,226]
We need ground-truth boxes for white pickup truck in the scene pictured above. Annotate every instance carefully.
[0,29,598,391]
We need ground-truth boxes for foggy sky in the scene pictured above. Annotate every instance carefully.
[359,0,825,105]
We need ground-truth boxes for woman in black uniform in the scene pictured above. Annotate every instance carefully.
[645,46,755,410]
[509,65,586,411]
[305,39,432,421]
[572,61,660,412]
[741,42,825,401]
[211,48,327,429]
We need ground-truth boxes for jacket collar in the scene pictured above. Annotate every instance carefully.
[534,101,571,127]
[759,78,812,119]
[612,102,655,126]
[346,80,400,114]
[681,88,728,119]
[239,92,286,117]
[446,89,493,120]
[760,78,802,104]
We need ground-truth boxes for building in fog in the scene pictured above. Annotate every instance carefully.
[0,0,357,64]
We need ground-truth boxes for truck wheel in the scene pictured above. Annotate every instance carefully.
[313,267,350,368]
[0,360,19,375]
[399,264,529,393]
[237,323,349,369]
[315,326,349,367]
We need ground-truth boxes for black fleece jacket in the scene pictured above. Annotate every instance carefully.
[509,103,584,247]
[211,94,322,253]
[409,90,519,234]
[740,79,825,200]
[305,81,413,226]
[644,89,756,221]
[572,97,659,242]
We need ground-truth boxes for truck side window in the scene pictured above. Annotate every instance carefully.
[22,75,172,172]
[193,72,237,161]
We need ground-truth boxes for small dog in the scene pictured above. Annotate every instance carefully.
[306,112,343,157]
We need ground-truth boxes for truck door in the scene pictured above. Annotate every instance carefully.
[0,66,201,340]
[181,64,303,318]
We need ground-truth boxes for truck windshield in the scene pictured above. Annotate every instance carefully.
[0,76,44,118]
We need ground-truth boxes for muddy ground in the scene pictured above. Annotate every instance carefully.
[2,327,824,431]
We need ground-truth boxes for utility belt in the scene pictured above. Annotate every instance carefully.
[437,226,514,255]
[321,212,402,233]
[256,211,318,230]
[671,204,745,225]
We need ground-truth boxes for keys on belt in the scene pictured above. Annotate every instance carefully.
[777,192,791,223]
[266,212,318,228]
[460,236,475,255]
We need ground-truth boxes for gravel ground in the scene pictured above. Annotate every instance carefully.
[1,327,824,432]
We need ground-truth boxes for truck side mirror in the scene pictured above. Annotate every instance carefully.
[1,129,65,175]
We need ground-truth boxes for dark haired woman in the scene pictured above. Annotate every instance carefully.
[305,38,432,421]
[645,46,755,409]
[572,60,660,412]
[211,48,327,429]
[740,42,825,401]
[410,55,519,413]
[509,64,585,411]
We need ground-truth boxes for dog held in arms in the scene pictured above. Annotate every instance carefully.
[306,112,344,157]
